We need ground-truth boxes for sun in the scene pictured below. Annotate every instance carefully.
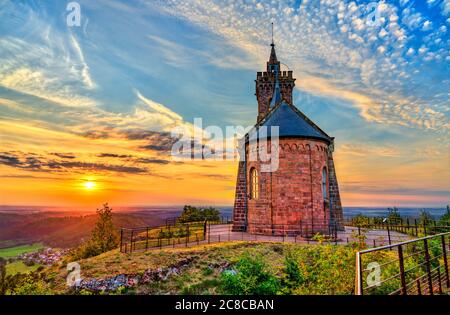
[84,181,96,190]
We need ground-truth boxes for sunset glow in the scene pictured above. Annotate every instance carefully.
[0,1,448,209]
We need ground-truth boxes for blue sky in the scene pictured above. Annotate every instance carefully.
[0,0,449,207]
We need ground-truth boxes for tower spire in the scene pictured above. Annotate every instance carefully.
[268,23,278,66]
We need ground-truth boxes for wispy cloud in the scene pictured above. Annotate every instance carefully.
[150,0,449,133]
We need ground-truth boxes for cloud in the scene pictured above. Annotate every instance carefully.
[0,151,149,174]
[339,143,400,157]
[148,0,449,133]
[0,3,96,107]
[51,153,76,159]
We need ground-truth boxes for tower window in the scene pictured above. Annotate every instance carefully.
[322,168,328,200]
[250,168,259,200]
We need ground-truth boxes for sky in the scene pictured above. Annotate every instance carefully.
[0,0,449,208]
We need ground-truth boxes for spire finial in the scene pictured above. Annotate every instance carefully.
[271,22,274,46]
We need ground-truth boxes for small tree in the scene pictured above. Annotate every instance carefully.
[387,207,401,224]
[201,207,220,222]
[91,203,119,253]
[74,203,119,259]
[419,209,433,226]
[178,205,220,223]
[439,205,450,225]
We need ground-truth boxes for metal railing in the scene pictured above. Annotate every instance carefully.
[120,218,229,253]
[355,232,450,295]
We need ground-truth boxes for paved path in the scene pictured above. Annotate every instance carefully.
[123,224,415,253]
[207,224,414,247]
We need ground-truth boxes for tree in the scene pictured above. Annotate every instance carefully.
[419,209,433,226]
[387,207,401,224]
[91,203,119,253]
[74,203,119,259]
[178,205,220,223]
[202,207,220,221]
[439,205,450,225]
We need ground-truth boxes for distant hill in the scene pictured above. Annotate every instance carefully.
[0,210,180,249]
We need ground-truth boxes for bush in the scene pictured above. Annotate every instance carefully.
[352,213,370,227]
[281,254,305,294]
[220,253,280,295]
[0,258,6,295]
[3,272,51,295]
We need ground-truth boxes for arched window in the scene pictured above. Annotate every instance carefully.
[322,168,328,200]
[250,168,259,199]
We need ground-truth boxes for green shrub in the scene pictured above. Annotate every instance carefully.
[220,253,280,295]
[3,273,51,295]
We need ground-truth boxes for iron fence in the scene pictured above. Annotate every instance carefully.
[119,218,450,255]
[355,232,450,295]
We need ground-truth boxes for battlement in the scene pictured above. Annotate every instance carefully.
[256,71,294,81]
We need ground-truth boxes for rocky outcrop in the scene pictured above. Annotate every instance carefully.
[74,257,196,292]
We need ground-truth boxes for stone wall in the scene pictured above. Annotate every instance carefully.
[232,161,247,232]
[244,138,331,235]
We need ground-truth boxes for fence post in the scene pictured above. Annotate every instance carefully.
[355,252,363,295]
[203,220,207,239]
[397,245,407,295]
[387,223,392,248]
[441,235,449,287]
[208,221,211,244]
[186,224,190,247]
[120,229,123,253]
[130,230,134,254]
[228,224,231,241]
[415,219,418,236]
[146,227,149,250]
[437,268,443,294]
[335,222,338,245]
[423,238,434,295]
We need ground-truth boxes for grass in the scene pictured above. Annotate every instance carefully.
[43,242,369,294]
[5,261,42,276]
[0,243,44,258]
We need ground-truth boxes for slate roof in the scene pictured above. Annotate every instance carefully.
[246,100,332,144]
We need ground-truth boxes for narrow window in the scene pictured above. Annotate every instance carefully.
[322,168,327,200]
[250,168,259,199]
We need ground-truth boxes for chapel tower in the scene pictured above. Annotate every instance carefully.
[232,37,344,236]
